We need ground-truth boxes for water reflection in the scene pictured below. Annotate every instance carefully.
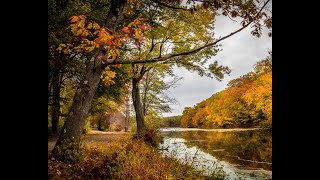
[160,128,272,179]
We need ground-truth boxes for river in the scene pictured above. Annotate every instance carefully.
[159,128,272,180]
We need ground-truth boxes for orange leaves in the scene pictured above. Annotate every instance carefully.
[265,18,272,29]
[70,16,79,23]
[70,15,86,23]
[95,28,113,45]
[57,15,151,62]
[114,38,123,47]
[139,24,150,30]
[70,16,91,39]
[122,27,129,33]
[121,17,151,45]
[222,11,228,16]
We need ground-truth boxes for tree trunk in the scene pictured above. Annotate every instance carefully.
[52,0,127,156]
[98,112,105,131]
[51,70,62,135]
[53,54,103,153]
[132,78,146,134]
[124,94,130,132]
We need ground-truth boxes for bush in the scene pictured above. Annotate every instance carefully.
[82,120,91,134]
[131,128,163,147]
[53,140,84,163]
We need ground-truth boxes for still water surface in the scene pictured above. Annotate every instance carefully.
[159,128,272,179]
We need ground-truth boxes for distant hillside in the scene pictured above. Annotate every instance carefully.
[181,54,272,129]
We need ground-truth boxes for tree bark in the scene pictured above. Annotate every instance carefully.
[51,70,62,135]
[132,77,146,134]
[124,94,130,132]
[98,112,105,131]
[53,54,103,152]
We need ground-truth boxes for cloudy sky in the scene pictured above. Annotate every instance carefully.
[162,14,272,117]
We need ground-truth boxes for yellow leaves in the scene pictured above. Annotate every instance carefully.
[56,44,66,52]
[87,23,93,29]
[107,49,120,61]
[242,72,272,121]
[100,68,116,85]
[135,28,142,39]
[93,22,100,30]
[56,44,73,54]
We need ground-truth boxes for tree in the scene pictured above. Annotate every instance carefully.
[48,0,110,135]
[52,0,272,157]
[141,68,181,116]
[180,54,272,128]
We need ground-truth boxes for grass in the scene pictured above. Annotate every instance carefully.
[48,131,225,180]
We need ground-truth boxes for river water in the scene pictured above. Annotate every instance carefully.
[159,128,272,180]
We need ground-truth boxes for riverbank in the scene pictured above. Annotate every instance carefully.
[48,130,130,154]
[48,130,225,179]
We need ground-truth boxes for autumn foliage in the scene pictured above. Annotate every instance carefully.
[48,138,218,179]
[181,55,272,128]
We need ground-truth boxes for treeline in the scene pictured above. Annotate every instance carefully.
[181,54,272,128]
[160,115,182,127]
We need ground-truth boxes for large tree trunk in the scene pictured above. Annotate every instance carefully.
[52,0,127,156]
[51,70,62,135]
[53,54,104,153]
[132,78,146,134]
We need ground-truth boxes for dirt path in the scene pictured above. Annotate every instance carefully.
[48,130,130,154]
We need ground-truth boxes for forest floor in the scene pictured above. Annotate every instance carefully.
[48,130,130,154]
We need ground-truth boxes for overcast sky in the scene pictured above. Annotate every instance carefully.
[162,14,272,117]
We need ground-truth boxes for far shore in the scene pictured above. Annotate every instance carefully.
[160,127,270,132]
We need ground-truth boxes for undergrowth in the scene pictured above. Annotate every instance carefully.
[48,137,224,180]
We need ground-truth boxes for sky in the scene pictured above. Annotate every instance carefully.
[162,14,272,117]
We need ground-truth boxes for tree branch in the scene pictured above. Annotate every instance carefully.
[103,0,270,66]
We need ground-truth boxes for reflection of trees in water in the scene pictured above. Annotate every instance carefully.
[179,130,272,171]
